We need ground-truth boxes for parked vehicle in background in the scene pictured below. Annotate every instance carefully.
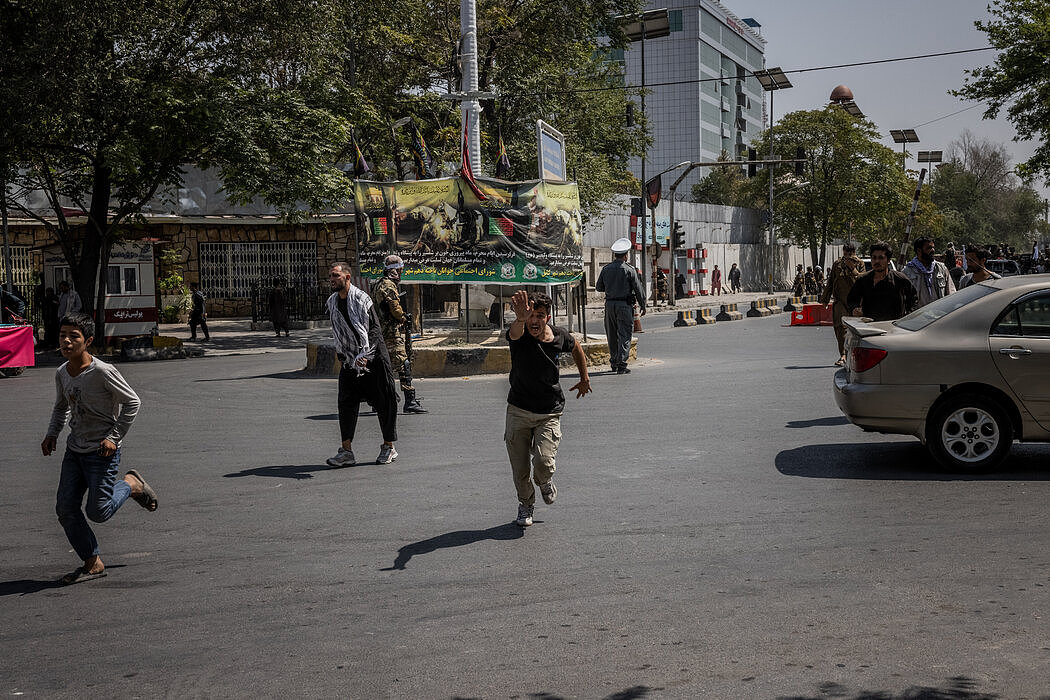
[986,259,1021,277]
[833,275,1050,472]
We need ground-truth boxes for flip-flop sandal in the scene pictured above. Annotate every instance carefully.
[126,469,158,512]
[59,566,107,585]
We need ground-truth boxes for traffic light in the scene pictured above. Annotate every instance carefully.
[795,147,806,176]
[747,148,757,177]
[672,222,685,249]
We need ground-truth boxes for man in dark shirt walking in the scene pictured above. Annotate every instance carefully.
[505,290,590,527]
[846,242,918,321]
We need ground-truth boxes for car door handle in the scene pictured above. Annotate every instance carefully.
[998,347,1032,356]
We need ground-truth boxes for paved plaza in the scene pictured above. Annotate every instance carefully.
[3,313,1049,698]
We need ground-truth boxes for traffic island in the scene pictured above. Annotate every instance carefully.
[304,335,634,377]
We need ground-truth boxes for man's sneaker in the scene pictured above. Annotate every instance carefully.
[539,481,557,504]
[515,503,534,527]
[326,448,356,468]
[376,444,398,464]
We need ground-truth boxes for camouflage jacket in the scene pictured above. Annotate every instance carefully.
[371,277,405,335]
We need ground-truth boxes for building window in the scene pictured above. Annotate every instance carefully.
[199,241,318,299]
[106,265,139,296]
[668,9,683,32]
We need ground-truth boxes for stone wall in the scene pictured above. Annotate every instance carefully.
[6,218,357,318]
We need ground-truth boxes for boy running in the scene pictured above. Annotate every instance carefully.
[505,290,591,527]
[41,313,158,585]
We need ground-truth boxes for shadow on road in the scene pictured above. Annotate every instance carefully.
[452,687,656,700]
[0,579,64,596]
[195,369,328,382]
[1,565,128,596]
[776,442,1050,480]
[781,675,997,699]
[224,463,338,480]
[784,364,837,370]
[786,416,850,429]
[383,522,525,571]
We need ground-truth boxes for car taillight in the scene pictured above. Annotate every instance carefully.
[851,346,887,373]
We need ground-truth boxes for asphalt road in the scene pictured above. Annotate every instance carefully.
[3,315,1050,699]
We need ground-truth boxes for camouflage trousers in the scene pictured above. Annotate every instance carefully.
[385,333,413,392]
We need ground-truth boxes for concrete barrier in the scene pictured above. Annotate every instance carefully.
[715,303,744,322]
[673,307,718,326]
[304,337,634,377]
[746,300,771,317]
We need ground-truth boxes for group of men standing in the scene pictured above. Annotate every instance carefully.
[824,237,962,366]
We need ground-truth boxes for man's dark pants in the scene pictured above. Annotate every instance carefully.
[337,363,398,444]
[604,300,634,371]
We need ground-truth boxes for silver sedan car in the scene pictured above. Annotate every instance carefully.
[834,275,1050,471]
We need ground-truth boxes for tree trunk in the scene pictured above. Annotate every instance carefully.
[81,161,112,343]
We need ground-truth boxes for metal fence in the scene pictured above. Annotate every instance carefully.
[250,281,331,323]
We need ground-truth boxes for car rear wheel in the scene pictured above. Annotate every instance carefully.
[927,393,1013,472]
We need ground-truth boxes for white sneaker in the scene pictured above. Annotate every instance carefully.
[377,444,398,464]
[515,503,534,527]
[326,447,356,468]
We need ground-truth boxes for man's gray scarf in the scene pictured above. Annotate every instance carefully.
[327,286,373,367]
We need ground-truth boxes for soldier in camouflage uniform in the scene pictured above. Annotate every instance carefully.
[821,242,865,366]
[371,255,428,414]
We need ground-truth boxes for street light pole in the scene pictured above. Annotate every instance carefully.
[754,67,792,295]
[619,8,669,302]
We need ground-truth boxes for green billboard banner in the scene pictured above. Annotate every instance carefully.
[355,177,583,284]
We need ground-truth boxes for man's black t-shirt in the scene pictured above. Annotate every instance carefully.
[507,325,575,414]
[846,270,918,321]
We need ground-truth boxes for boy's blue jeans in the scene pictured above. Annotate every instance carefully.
[55,448,131,561]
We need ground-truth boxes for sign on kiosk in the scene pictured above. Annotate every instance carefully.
[44,242,158,341]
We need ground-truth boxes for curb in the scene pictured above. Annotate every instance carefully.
[304,338,636,377]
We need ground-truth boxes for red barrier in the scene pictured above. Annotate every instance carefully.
[790,303,833,326]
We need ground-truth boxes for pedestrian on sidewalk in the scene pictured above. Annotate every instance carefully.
[370,254,427,414]
[325,262,399,468]
[41,312,158,585]
[710,264,723,295]
[188,282,210,341]
[57,280,81,318]
[268,277,290,337]
[504,290,591,527]
[595,238,646,375]
[728,263,741,293]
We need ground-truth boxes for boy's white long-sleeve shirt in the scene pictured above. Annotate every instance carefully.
[47,358,140,453]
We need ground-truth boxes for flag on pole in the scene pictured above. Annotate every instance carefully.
[409,121,433,179]
[351,128,371,177]
[495,129,510,179]
[460,113,487,201]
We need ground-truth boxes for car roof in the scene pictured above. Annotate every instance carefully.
[982,273,1050,291]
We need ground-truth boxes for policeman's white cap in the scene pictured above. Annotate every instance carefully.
[611,238,632,254]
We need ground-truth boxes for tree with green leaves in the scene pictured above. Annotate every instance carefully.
[343,0,648,216]
[930,131,1044,249]
[954,0,1050,184]
[747,106,916,269]
[1,0,357,337]
[690,150,760,207]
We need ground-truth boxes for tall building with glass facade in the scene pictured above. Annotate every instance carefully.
[619,0,766,196]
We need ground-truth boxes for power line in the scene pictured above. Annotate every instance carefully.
[393,45,1000,103]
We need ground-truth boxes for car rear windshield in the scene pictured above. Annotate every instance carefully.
[893,283,999,331]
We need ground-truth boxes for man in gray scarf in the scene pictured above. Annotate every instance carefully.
[325,262,399,467]
[902,236,955,308]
